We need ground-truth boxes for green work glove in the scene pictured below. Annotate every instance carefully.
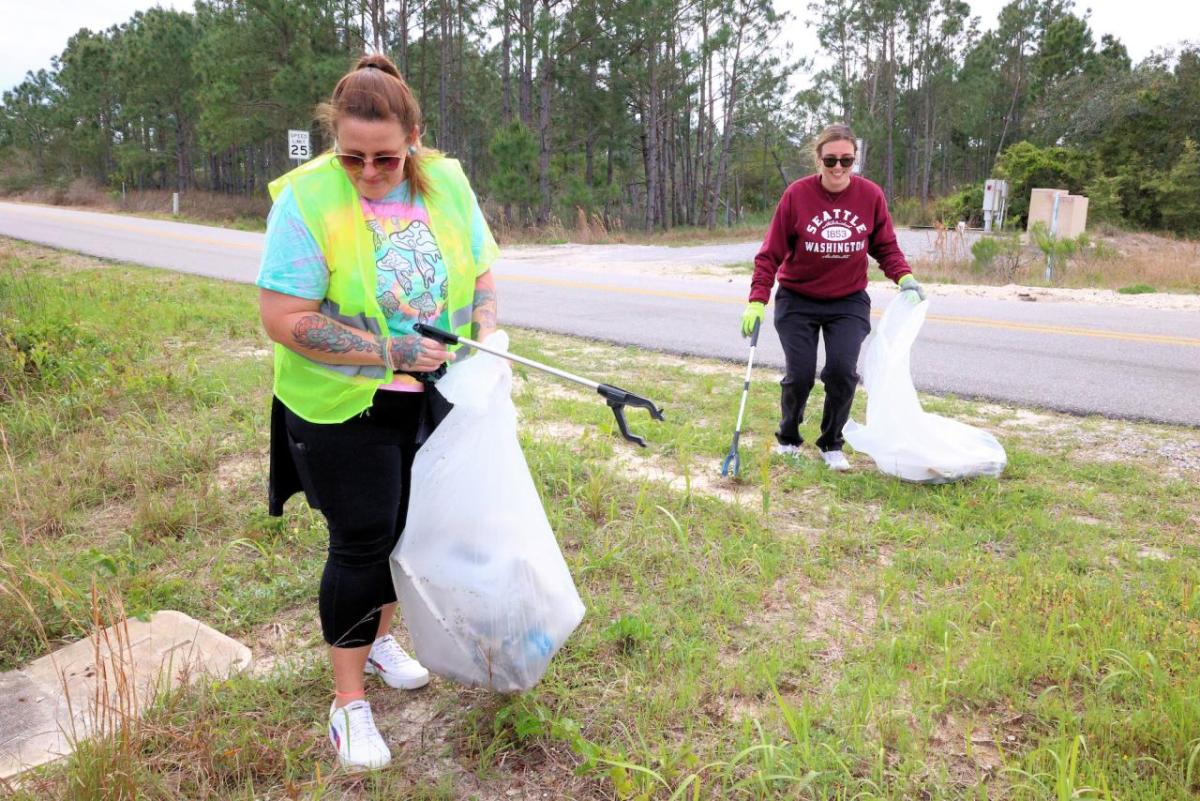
[741,301,765,337]
[899,274,926,304]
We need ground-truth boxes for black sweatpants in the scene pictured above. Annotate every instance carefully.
[773,286,872,452]
[284,391,424,649]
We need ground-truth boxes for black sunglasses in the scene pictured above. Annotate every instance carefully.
[335,153,404,173]
[821,155,855,168]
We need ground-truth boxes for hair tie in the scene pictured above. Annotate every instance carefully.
[363,63,381,71]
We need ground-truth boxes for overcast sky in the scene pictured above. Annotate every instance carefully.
[1,0,1195,95]
[773,0,1196,76]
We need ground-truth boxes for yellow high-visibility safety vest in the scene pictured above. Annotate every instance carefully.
[267,152,495,423]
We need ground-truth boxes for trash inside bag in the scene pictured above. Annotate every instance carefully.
[391,331,585,692]
[843,297,1006,483]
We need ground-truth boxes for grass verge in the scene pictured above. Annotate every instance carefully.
[2,237,1198,799]
[911,228,1200,294]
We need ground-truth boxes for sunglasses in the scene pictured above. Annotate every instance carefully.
[335,153,404,173]
[821,155,855,168]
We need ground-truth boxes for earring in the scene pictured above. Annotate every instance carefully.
[407,145,417,156]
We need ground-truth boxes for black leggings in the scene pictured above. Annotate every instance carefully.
[284,391,423,648]
[773,286,872,452]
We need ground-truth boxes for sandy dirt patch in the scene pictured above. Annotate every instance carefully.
[247,605,323,678]
[964,403,1200,476]
[214,453,266,494]
[927,712,1010,787]
[916,280,1200,310]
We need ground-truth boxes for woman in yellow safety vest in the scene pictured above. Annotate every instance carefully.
[256,53,499,770]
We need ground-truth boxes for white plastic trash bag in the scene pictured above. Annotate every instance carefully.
[390,331,585,692]
[843,297,1006,483]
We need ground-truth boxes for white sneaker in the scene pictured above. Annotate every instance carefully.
[821,450,851,471]
[771,443,803,457]
[329,699,391,770]
[365,634,430,689]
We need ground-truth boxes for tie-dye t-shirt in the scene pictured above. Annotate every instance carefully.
[256,180,493,337]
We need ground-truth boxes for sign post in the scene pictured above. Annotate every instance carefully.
[853,138,865,174]
[287,129,311,163]
[1045,192,1062,282]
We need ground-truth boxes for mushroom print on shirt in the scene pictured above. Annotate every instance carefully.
[364,189,450,334]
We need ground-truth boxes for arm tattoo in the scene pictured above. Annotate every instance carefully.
[471,288,498,339]
[388,334,424,370]
[292,314,381,361]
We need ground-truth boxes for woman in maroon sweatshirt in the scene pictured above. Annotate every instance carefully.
[742,124,926,471]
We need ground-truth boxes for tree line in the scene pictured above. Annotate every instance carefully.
[1,0,1197,235]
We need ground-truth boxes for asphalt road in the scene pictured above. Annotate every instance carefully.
[3,200,1198,427]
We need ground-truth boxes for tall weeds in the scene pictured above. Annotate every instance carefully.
[0,580,146,800]
[60,587,144,801]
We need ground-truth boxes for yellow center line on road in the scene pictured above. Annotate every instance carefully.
[6,203,1197,348]
[497,273,1200,348]
[1,202,261,251]
[927,314,1200,347]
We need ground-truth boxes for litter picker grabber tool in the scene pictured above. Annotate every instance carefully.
[414,323,665,447]
[720,318,760,477]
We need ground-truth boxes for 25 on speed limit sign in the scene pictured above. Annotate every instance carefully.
[288,129,311,160]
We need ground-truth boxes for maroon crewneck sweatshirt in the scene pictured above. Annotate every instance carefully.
[749,174,912,303]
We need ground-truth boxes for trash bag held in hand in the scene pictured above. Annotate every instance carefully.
[390,331,585,692]
[843,298,1006,483]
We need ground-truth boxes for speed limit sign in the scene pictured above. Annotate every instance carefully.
[287,129,311,161]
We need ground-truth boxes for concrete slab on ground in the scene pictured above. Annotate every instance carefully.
[0,610,251,780]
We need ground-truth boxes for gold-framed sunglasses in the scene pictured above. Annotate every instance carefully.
[334,153,404,173]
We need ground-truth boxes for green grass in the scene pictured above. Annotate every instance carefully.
[2,237,1199,799]
[1117,284,1157,295]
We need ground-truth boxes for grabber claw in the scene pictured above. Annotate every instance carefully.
[415,323,666,447]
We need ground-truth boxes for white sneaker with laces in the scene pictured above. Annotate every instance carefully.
[771,443,803,457]
[329,699,391,770]
[365,634,430,690]
[821,450,851,471]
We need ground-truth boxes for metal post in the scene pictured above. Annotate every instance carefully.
[1045,192,1061,282]
[1000,181,1009,230]
[983,180,994,233]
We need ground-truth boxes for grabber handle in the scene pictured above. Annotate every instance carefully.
[414,323,459,346]
[597,384,666,448]
[749,317,761,346]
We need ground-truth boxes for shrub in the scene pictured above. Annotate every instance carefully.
[970,232,1026,281]
[934,184,984,227]
[1029,222,1091,281]
[1113,165,1163,230]
[65,178,109,207]
[971,237,1000,266]
[995,141,1096,225]
[1082,175,1124,225]
[890,196,937,227]
[1158,138,1200,237]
